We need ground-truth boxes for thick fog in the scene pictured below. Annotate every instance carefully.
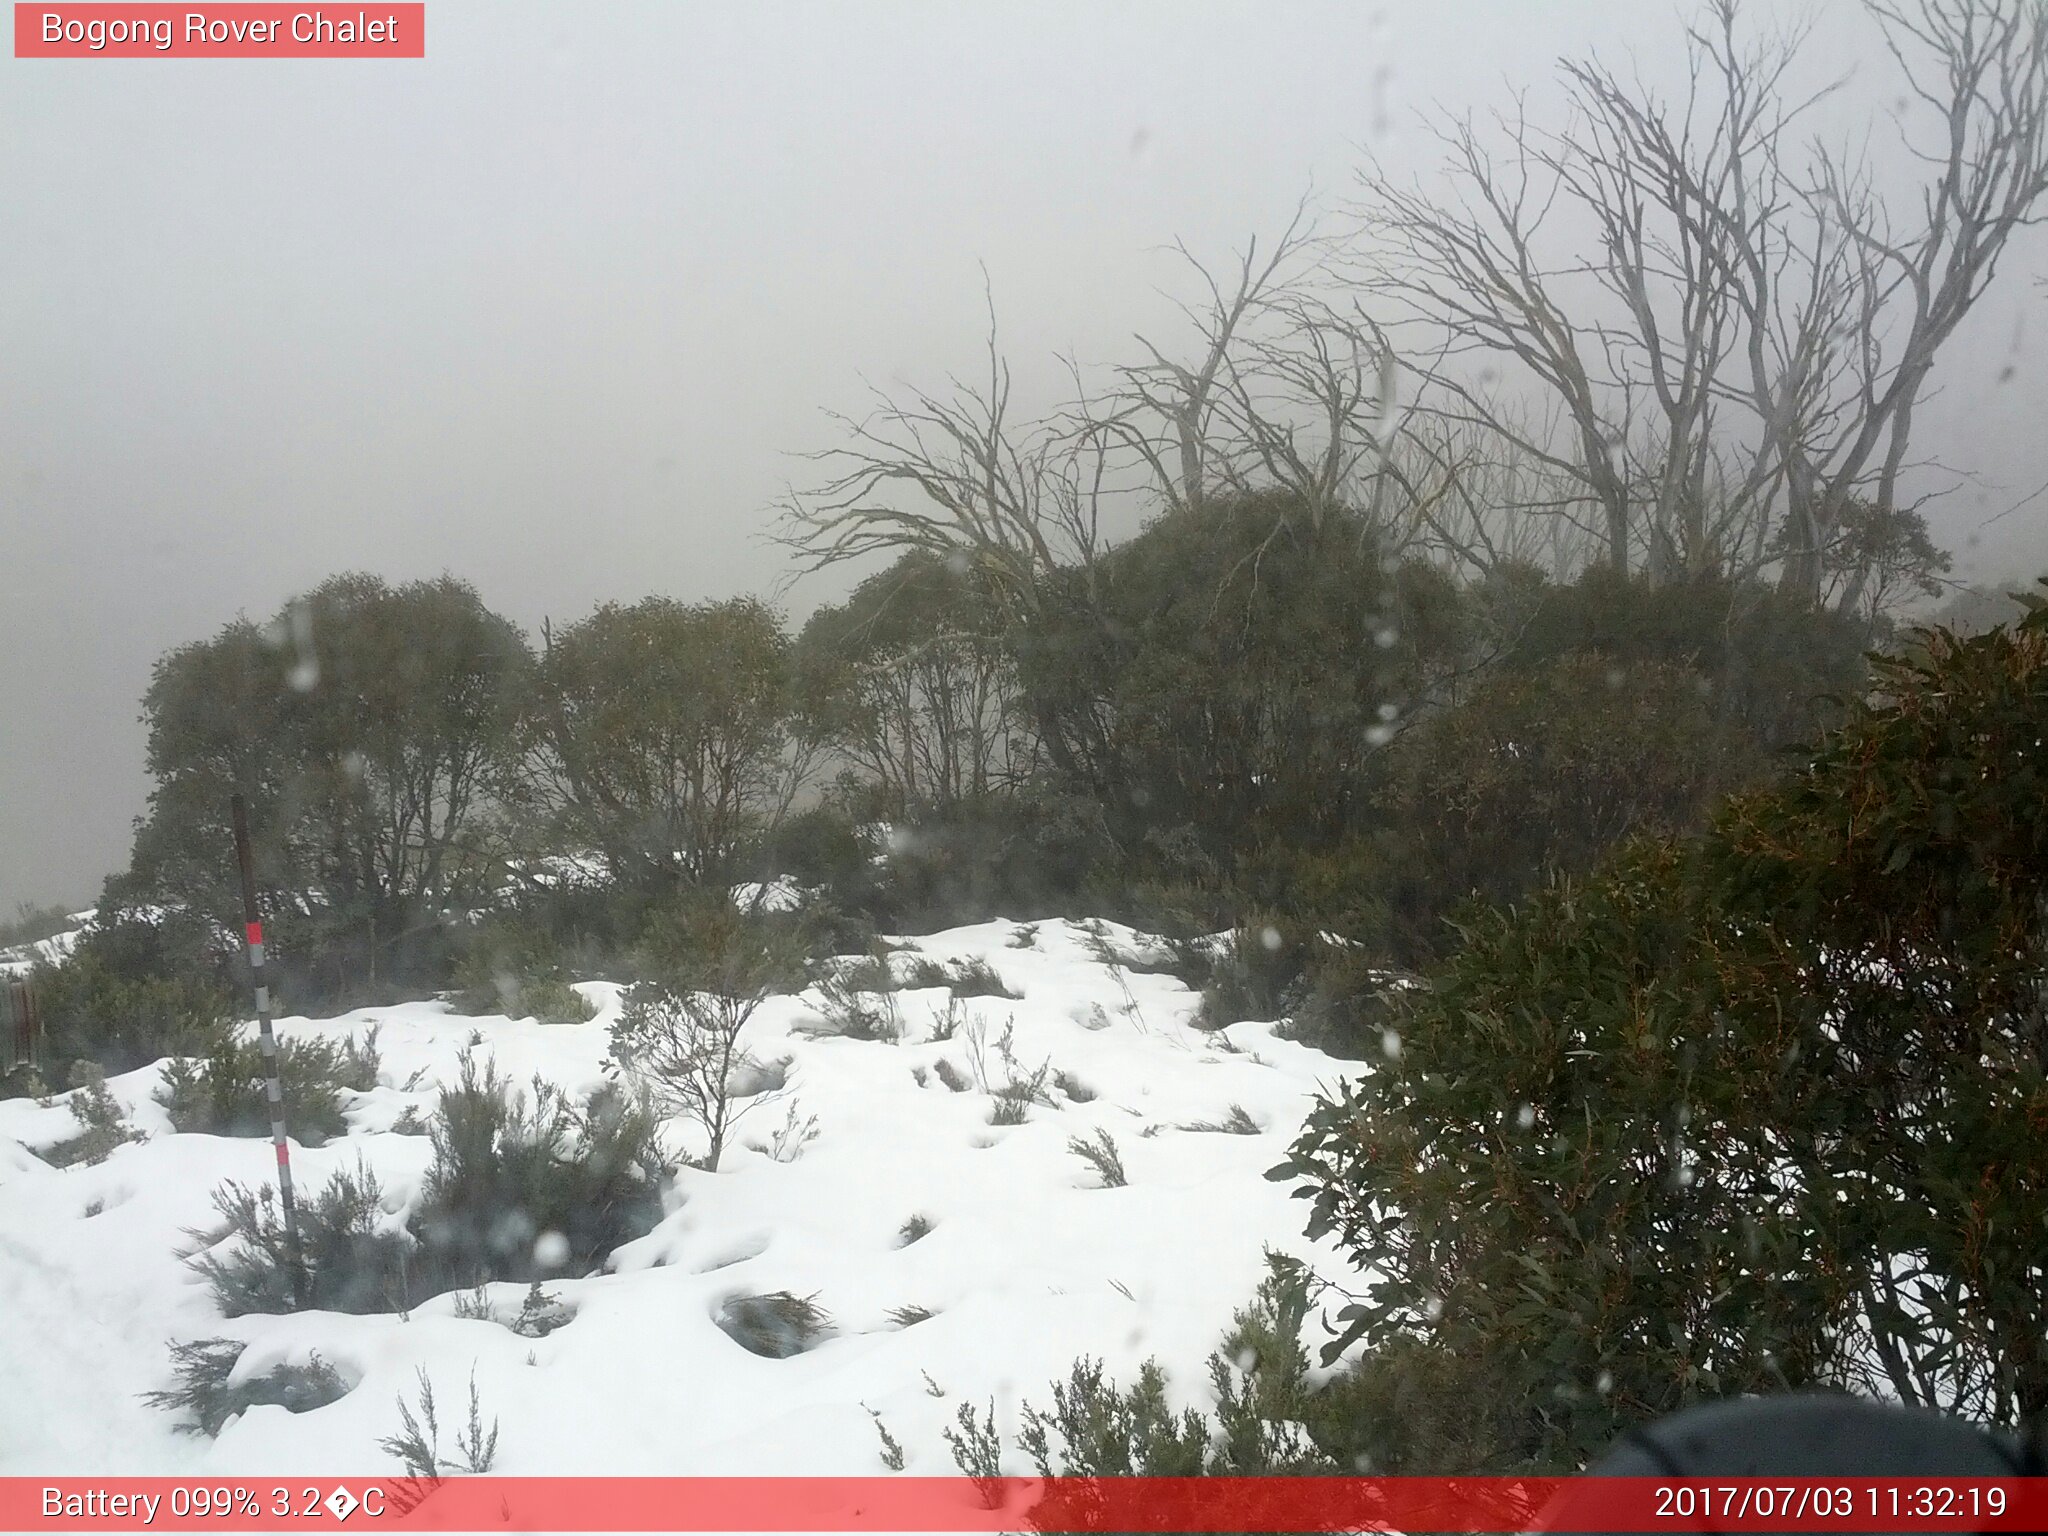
[3,0,2044,914]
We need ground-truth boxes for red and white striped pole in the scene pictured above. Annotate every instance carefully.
[230,794,306,1308]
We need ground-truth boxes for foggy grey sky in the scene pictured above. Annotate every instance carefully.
[4,0,2046,916]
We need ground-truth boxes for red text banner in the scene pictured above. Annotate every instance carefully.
[14,5,424,57]
[3,1476,2045,1532]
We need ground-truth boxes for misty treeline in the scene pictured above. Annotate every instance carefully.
[15,0,2048,1469]
[86,0,2048,1001]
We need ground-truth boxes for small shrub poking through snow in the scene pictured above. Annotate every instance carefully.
[869,1408,907,1470]
[748,1101,820,1162]
[897,1213,934,1245]
[955,1258,1336,1491]
[942,956,1020,999]
[189,1059,666,1315]
[415,1052,668,1286]
[612,909,796,1170]
[887,1304,935,1328]
[1067,1128,1129,1188]
[449,919,594,1024]
[157,1027,381,1144]
[717,1290,831,1358]
[144,1339,350,1437]
[47,1063,142,1167]
[511,1281,573,1338]
[1177,1104,1260,1135]
[189,1161,410,1317]
[814,964,902,1042]
[380,1367,499,1479]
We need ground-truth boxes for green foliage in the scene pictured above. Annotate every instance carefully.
[952,1258,1339,1527]
[1372,653,1757,964]
[755,804,879,893]
[380,1368,498,1478]
[46,1062,143,1167]
[612,904,800,1170]
[191,1161,411,1317]
[862,790,1112,929]
[520,595,807,895]
[448,917,595,1023]
[1019,490,1471,874]
[119,574,530,1007]
[415,1052,667,1286]
[1505,567,1866,754]
[156,1027,380,1144]
[189,1057,668,1316]
[144,1339,350,1437]
[1272,589,2048,1467]
[31,912,237,1080]
[716,1290,831,1358]
[1193,916,1321,1029]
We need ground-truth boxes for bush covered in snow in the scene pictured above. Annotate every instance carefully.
[157,1026,382,1144]
[186,1054,668,1319]
[144,1340,350,1437]
[415,1052,667,1285]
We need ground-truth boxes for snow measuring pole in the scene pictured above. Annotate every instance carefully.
[231,794,306,1307]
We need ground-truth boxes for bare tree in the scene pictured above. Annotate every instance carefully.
[779,293,1102,626]
[1353,0,2048,602]
[608,909,795,1171]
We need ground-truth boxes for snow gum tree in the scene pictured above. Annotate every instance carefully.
[1275,585,2048,1468]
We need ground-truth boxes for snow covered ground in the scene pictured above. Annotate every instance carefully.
[0,918,1358,1477]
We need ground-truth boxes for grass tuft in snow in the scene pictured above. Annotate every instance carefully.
[717,1290,832,1358]
[1177,1104,1261,1135]
[380,1366,499,1482]
[1052,1069,1096,1103]
[897,1213,934,1245]
[1067,1128,1129,1188]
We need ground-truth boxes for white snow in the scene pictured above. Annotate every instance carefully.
[0,908,96,974]
[0,917,1359,1477]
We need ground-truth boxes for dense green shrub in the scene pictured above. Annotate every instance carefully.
[862,790,1113,929]
[414,1052,667,1285]
[1504,567,1868,753]
[30,912,237,1080]
[1192,916,1322,1030]
[447,917,595,1023]
[191,1162,412,1317]
[157,1028,381,1143]
[189,1054,669,1315]
[1371,653,1759,964]
[1272,592,2048,1468]
[1016,490,1471,877]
